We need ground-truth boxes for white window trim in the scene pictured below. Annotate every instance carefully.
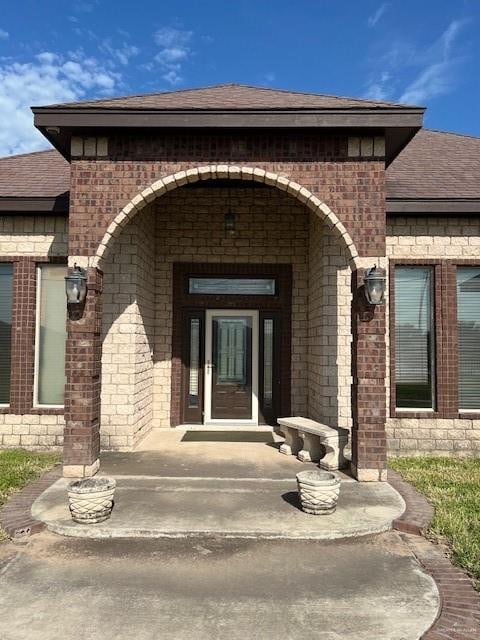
[33,265,65,409]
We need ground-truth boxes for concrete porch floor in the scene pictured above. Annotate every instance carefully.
[32,429,405,540]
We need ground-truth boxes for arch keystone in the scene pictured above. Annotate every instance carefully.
[216,165,229,178]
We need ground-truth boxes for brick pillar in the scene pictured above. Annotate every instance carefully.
[63,267,102,478]
[351,268,387,481]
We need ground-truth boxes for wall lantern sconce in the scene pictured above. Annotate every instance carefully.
[224,210,236,236]
[65,265,88,305]
[364,265,386,305]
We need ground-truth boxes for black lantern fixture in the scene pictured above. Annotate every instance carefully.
[224,210,235,236]
[224,185,236,236]
[65,265,87,305]
[364,265,386,305]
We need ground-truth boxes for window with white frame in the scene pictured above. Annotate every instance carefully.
[395,266,435,410]
[35,264,67,406]
[457,267,480,411]
[0,263,13,405]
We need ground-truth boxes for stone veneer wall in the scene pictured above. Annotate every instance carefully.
[386,215,480,457]
[308,212,352,431]
[99,185,358,446]
[101,208,156,450]
[0,215,67,449]
[152,186,310,427]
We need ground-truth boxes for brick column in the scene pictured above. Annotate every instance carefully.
[10,258,36,413]
[351,267,387,481]
[63,267,102,478]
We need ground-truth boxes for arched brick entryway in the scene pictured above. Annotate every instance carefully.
[63,166,386,483]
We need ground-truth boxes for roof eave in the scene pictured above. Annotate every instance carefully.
[386,197,480,214]
[32,106,425,164]
[0,194,69,214]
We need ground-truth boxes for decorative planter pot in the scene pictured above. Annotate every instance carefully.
[67,477,116,524]
[296,470,340,515]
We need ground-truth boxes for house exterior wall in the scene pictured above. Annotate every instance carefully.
[65,131,388,478]
[386,215,480,457]
[308,212,352,431]
[0,215,67,450]
[100,186,311,447]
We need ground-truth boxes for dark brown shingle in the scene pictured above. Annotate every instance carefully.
[1,129,479,202]
[38,83,417,110]
[387,129,480,199]
[0,149,69,198]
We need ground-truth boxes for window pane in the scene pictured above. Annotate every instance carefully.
[0,264,13,404]
[457,267,480,410]
[395,267,435,409]
[189,278,275,295]
[188,318,200,408]
[37,265,67,405]
[263,319,273,407]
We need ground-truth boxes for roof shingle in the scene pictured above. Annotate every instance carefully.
[1,129,479,202]
[387,129,480,199]
[0,149,69,198]
[38,83,418,110]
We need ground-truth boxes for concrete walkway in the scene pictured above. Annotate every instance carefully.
[31,429,404,540]
[0,531,439,640]
[32,475,405,539]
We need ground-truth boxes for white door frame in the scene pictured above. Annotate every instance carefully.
[204,309,259,426]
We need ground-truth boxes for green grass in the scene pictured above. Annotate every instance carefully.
[390,457,480,589]
[0,449,61,541]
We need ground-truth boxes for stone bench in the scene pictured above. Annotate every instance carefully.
[277,417,349,471]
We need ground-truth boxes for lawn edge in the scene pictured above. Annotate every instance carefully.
[389,466,480,639]
[0,465,62,540]
[388,467,434,535]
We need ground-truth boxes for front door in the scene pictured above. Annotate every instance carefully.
[204,310,259,424]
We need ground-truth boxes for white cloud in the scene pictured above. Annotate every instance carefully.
[400,19,468,104]
[368,3,390,28]
[364,18,469,105]
[100,40,140,66]
[153,27,193,85]
[0,51,120,156]
[0,29,9,40]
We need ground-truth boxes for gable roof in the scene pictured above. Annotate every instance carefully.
[39,83,419,110]
[1,129,479,214]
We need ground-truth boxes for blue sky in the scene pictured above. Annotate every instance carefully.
[0,0,479,156]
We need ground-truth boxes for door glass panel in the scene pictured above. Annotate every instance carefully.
[188,318,200,408]
[215,318,249,384]
[263,319,273,407]
[211,315,253,420]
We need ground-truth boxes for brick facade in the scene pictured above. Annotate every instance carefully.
[0,216,67,450]
[62,131,387,479]
[386,216,480,457]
